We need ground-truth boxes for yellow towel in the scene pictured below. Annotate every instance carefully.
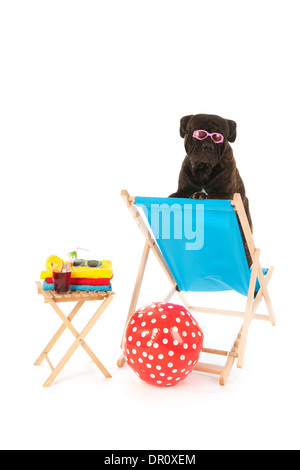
[40,260,113,280]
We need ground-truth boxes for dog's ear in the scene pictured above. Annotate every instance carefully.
[226,119,237,142]
[180,115,193,138]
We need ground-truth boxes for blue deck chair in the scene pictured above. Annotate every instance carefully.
[118,190,275,385]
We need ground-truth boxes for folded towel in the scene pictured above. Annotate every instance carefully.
[43,281,112,292]
[40,260,113,280]
[45,277,112,285]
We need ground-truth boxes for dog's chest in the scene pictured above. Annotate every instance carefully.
[199,188,208,196]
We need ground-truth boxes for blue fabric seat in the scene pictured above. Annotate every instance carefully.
[134,196,265,297]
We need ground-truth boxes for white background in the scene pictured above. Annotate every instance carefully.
[1,0,299,450]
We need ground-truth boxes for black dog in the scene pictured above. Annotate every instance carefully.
[169,113,253,265]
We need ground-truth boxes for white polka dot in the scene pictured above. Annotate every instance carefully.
[175,377,181,381]
[146,363,152,368]
[188,360,192,365]
[153,343,159,349]
[151,318,157,324]
[192,344,197,349]
[192,332,196,337]
[168,305,173,309]
[180,310,186,316]
[142,352,147,357]
[185,370,189,375]
[157,380,162,384]
[130,320,135,324]
[156,365,162,370]
[167,362,173,368]
[136,341,141,346]
[162,338,168,344]
[148,355,154,360]
[167,376,173,380]
[159,372,165,376]
[130,358,134,363]
[141,321,146,327]
[183,343,188,349]
[185,321,190,326]
[172,369,178,373]
[161,314,167,319]
[168,350,174,356]
[176,317,181,323]
[158,308,164,312]
[173,326,178,332]
[158,354,164,360]
[173,340,179,346]
[153,328,158,334]
[182,331,187,337]
[138,313,143,318]
[138,358,143,363]
[136,372,140,377]
[141,331,147,337]
[150,374,155,378]
[132,327,137,332]
[147,341,152,347]
[180,355,185,360]
[147,311,153,316]
[192,320,196,325]
[198,331,202,336]
[166,383,172,386]
[128,336,132,342]
[163,328,169,334]
[181,368,186,373]
[132,349,137,354]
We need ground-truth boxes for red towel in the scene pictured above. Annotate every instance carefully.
[45,277,111,286]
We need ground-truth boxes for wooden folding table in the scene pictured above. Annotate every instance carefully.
[35,281,114,387]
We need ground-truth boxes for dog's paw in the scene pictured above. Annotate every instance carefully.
[191,191,208,200]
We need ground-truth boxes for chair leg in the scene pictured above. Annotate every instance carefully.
[121,242,150,347]
[117,354,126,368]
[118,242,150,367]
[219,337,240,386]
[257,265,276,326]
[237,249,260,368]
[219,355,235,386]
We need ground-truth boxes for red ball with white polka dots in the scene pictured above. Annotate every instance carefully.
[124,302,204,387]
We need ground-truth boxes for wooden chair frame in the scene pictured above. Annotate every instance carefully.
[35,281,114,387]
[117,190,276,386]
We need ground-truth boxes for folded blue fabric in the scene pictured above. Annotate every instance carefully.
[43,281,112,292]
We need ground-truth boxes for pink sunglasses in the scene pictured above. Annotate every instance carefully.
[192,129,224,144]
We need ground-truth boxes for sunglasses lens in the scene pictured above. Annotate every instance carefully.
[73,259,84,266]
[212,133,223,142]
[195,130,207,139]
[87,260,99,268]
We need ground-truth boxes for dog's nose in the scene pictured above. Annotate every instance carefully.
[202,142,214,152]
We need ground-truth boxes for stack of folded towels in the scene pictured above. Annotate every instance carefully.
[40,260,113,292]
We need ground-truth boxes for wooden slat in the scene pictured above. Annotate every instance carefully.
[45,354,54,371]
[203,347,238,359]
[194,362,223,376]
[35,281,115,303]
[189,306,245,318]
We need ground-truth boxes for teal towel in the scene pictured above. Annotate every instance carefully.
[43,281,112,292]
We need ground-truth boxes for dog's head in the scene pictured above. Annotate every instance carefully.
[180,114,236,170]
